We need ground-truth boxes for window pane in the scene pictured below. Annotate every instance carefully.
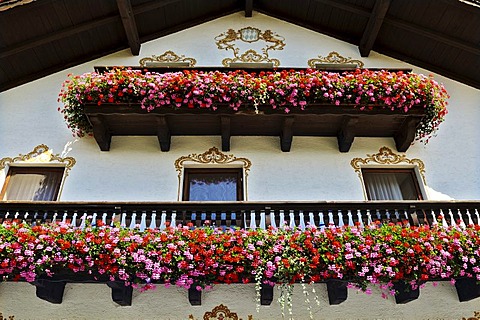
[1,167,64,201]
[362,169,422,200]
[184,169,242,201]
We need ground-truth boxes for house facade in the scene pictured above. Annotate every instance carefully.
[1,9,480,320]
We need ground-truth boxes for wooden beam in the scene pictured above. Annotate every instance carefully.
[326,280,348,305]
[107,281,133,306]
[260,283,274,305]
[245,0,253,17]
[394,116,419,152]
[221,116,231,151]
[337,116,358,152]
[384,17,480,56]
[0,15,120,59]
[312,0,370,17]
[280,117,295,152]
[89,115,112,151]
[116,0,141,55]
[359,0,391,57]
[34,279,66,304]
[155,115,171,152]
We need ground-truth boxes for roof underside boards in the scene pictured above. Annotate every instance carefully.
[0,0,479,92]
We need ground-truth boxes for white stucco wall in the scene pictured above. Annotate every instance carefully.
[1,12,479,201]
[0,12,480,319]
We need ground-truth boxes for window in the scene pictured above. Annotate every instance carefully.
[183,168,244,201]
[1,166,65,201]
[361,168,423,200]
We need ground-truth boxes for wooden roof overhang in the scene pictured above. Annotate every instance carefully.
[0,0,479,92]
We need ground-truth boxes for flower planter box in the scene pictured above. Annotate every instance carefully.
[84,103,426,152]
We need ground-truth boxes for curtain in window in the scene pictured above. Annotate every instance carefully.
[364,174,404,200]
[188,174,238,201]
[3,172,62,200]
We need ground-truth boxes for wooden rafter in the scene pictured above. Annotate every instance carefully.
[359,0,391,57]
[245,0,253,17]
[116,0,141,55]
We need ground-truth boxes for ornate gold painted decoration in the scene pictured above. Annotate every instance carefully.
[463,311,480,320]
[307,51,364,68]
[139,50,197,67]
[188,304,253,320]
[215,27,285,67]
[350,146,426,182]
[0,144,76,176]
[175,147,252,200]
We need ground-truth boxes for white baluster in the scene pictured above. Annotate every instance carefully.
[80,212,87,230]
[129,212,137,229]
[91,212,97,227]
[159,211,167,230]
[149,211,157,229]
[403,210,410,227]
[102,212,107,226]
[62,212,68,224]
[52,212,58,224]
[24,211,29,221]
[279,210,285,229]
[171,211,177,227]
[394,210,400,221]
[289,210,296,229]
[431,210,438,226]
[14,211,19,221]
[475,209,480,226]
[328,211,335,227]
[347,210,354,226]
[299,211,306,230]
[270,210,277,229]
[440,209,448,228]
[366,210,372,226]
[376,209,381,221]
[140,212,147,232]
[308,211,316,227]
[357,210,364,229]
[110,212,116,227]
[466,209,474,226]
[337,210,344,227]
[448,209,456,227]
[457,209,466,229]
[385,209,391,221]
[260,210,266,230]
[249,211,257,230]
[318,211,325,231]
[120,212,127,228]
[71,212,78,227]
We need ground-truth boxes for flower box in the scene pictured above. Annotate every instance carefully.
[83,102,426,152]
[59,68,448,152]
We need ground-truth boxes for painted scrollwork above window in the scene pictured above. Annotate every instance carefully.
[350,146,426,182]
[215,27,285,67]
[188,304,253,320]
[138,50,197,67]
[307,51,364,68]
[0,144,76,176]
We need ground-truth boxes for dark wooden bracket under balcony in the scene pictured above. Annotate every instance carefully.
[84,103,425,153]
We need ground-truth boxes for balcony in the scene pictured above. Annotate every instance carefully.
[2,200,479,307]
[59,67,448,153]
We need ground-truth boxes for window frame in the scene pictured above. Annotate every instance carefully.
[361,167,424,200]
[182,167,244,201]
[0,165,66,201]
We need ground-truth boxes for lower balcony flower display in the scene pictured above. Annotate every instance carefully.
[58,68,448,152]
[1,221,479,306]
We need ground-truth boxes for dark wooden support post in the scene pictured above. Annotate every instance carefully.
[188,285,202,305]
[155,115,171,151]
[34,279,66,304]
[107,281,133,306]
[260,283,274,305]
[359,0,390,57]
[337,116,358,152]
[280,116,295,152]
[393,281,420,304]
[221,116,231,151]
[116,0,141,55]
[394,116,418,152]
[455,278,480,302]
[245,0,253,17]
[89,115,112,151]
[326,280,348,305]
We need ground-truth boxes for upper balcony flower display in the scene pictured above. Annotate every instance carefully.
[58,68,448,142]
